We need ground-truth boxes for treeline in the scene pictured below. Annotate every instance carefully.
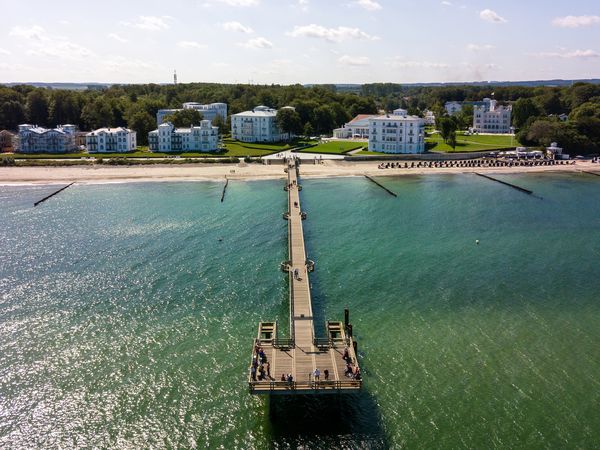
[0,82,598,152]
[0,83,377,145]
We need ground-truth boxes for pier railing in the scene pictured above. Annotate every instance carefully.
[248,379,362,393]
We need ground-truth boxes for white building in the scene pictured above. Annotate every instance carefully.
[148,120,219,152]
[368,114,425,154]
[393,108,408,117]
[333,114,377,139]
[156,102,228,125]
[473,99,512,134]
[17,124,78,153]
[423,110,436,125]
[230,105,293,142]
[86,127,137,153]
[445,101,462,116]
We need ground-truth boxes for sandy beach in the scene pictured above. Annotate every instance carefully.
[0,160,598,185]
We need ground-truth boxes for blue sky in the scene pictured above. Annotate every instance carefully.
[1,0,599,84]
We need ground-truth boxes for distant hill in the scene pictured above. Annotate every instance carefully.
[2,79,599,92]
[2,82,112,90]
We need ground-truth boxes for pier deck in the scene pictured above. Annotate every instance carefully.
[248,160,361,394]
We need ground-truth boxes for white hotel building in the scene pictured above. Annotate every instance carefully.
[17,124,78,153]
[156,102,228,125]
[473,99,512,134]
[368,110,425,154]
[231,106,293,143]
[148,120,219,152]
[86,127,137,153]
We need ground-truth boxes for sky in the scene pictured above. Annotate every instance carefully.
[1,0,599,84]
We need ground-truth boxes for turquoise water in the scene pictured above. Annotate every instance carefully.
[1,174,599,448]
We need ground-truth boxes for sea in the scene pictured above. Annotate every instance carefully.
[1,173,599,449]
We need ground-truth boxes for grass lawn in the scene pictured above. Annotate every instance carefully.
[426,132,517,152]
[355,150,388,156]
[297,141,364,154]
[10,139,319,159]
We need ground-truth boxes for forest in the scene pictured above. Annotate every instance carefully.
[0,81,598,153]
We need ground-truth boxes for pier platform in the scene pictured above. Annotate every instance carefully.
[248,159,361,395]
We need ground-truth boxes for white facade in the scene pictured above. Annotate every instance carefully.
[148,120,219,152]
[392,108,408,117]
[17,124,78,153]
[423,110,436,125]
[473,100,512,134]
[332,114,377,139]
[230,105,292,142]
[445,101,462,116]
[86,127,136,153]
[156,102,228,125]
[368,114,425,154]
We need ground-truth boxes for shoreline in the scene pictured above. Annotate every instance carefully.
[0,160,598,186]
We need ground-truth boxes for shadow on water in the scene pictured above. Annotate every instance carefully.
[266,389,388,449]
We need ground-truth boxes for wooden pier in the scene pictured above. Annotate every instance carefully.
[248,159,362,395]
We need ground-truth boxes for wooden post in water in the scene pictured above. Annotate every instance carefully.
[33,182,75,207]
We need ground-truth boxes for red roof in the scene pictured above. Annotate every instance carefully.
[348,114,375,124]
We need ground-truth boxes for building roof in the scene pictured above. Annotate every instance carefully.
[87,127,134,136]
[233,106,278,117]
[370,114,424,122]
[151,120,218,134]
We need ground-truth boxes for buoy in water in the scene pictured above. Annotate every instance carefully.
[476,239,480,245]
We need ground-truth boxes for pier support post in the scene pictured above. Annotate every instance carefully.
[344,308,349,329]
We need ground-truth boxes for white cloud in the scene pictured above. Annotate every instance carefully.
[387,58,449,69]
[552,15,600,28]
[467,43,495,51]
[108,33,128,43]
[0,48,11,55]
[104,56,158,73]
[441,1,452,5]
[123,16,171,31]
[207,0,259,5]
[222,21,254,33]
[296,0,309,11]
[479,9,507,23]
[10,25,93,61]
[27,40,94,60]
[353,0,382,11]
[9,25,47,41]
[239,37,273,49]
[338,55,370,66]
[532,49,599,59]
[288,24,379,42]
[177,41,207,49]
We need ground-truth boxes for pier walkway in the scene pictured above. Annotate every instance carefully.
[248,159,362,395]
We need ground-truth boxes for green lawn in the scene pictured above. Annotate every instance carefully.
[297,141,364,154]
[426,132,517,152]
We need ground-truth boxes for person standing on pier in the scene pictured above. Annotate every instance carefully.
[314,368,320,382]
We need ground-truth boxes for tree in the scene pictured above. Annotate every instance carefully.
[81,98,115,130]
[0,101,26,130]
[456,104,473,129]
[163,109,203,128]
[313,105,336,135]
[126,110,155,146]
[211,114,228,135]
[26,90,49,126]
[303,122,314,137]
[448,131,457,150]
[275,108,302,140]
[438,117,458,144]
[48,90,80,126]
[512,97,541,129]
